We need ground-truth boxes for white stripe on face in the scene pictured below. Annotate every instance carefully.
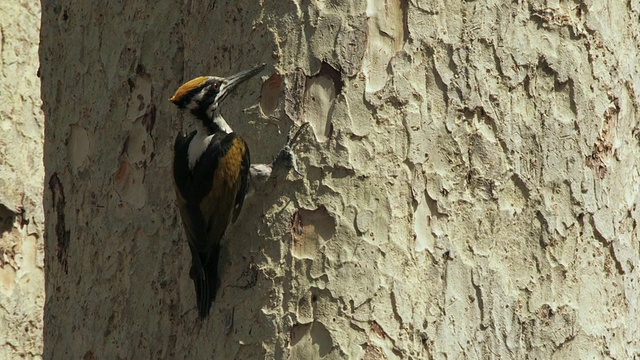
[187,87,208,110]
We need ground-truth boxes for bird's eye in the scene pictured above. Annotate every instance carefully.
[212,82,220,91]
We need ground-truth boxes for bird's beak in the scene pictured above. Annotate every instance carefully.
[216,63,266,104]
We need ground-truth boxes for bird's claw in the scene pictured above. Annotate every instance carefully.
[274,144,302,175]
[273,122,310,175]
[287,122,310,148]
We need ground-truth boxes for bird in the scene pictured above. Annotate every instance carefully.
[169,63,265,318]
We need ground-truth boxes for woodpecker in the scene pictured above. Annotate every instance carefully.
[170,64,265,318]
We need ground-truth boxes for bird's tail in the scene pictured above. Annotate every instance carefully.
[190,246,220,319]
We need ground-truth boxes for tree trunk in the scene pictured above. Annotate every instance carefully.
[41,1,640,359]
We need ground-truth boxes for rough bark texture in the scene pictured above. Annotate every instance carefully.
[0,0,45,358]
[41,1,640,359]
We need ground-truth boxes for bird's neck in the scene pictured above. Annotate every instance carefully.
[193,109,232,135]
[187,110,232,169]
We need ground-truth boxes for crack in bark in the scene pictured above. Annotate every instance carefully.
[48,173,70,274]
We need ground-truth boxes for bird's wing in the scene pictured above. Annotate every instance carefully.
[195,133,248,316]
[196,133,247,249]
[232,139,250,223]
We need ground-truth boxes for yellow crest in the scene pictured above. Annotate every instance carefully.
[170,76,209,103]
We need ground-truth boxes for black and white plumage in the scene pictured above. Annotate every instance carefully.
[169,64,264,318]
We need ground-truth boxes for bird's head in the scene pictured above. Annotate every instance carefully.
[170,63,266,123]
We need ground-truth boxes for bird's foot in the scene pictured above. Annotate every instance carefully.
[272,122,310,175]
[247,122,310,196]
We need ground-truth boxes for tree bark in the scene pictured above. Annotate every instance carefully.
[41,1,640,359]
[0,0,44,358]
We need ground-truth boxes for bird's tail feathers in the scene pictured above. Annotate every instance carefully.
[190,246,220,319]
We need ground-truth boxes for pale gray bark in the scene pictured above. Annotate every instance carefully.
[38,1,640,359]
[0,1,44,358]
